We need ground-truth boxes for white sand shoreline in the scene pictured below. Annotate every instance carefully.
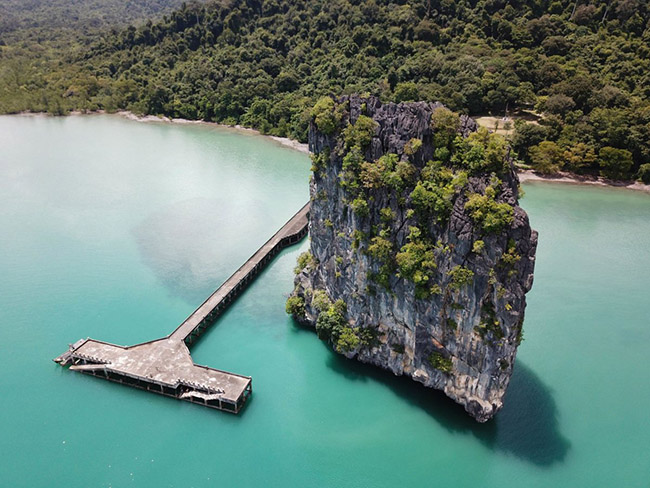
[115,110,310,154]
[517,170,650,194]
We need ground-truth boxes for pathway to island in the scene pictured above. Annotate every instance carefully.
[54,203,310,414]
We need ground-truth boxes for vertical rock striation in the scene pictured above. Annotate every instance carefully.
[289,96,537,422]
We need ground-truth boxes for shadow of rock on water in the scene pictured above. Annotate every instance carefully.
[487,362,571,466]
[325,351,570,467]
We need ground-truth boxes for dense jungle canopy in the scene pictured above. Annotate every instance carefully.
[1,0,649,180]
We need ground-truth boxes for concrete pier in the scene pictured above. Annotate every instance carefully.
[54,203,310,413]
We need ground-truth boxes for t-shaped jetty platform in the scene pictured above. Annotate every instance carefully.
[54,203,310,414]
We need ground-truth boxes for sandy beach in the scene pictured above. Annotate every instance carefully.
[517,169,650,194]
[117,110,310,154]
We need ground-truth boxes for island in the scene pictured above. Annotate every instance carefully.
[288,96,538,422]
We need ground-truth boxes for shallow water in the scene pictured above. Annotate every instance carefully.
[0,114,648,487]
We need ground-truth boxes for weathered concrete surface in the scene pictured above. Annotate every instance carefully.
[64,338,250,403]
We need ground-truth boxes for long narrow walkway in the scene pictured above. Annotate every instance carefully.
[54,203,310,414]
[170,202,310,346]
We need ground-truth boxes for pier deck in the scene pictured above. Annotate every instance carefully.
[54,203,310,413]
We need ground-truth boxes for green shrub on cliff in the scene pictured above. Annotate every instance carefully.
[367,235,395,289]
[340,147,364,191]
[428,352,453,374]
[476,300,504,340]
[351,197,369,217]
[396,161,418,184]
[380,207,396,223]
[343,115,378,150]
[312,290,332,312]
[367,236,393,262]
[310,148,330,173]
[499,241,521,277]
[410,180,453,223]
[311,97,340,135]
[403,138,423,157]
[359,153,402,190]
[315,308,341,339]
[285,296,305,317]
[294,251,316,274]
[453,129,509,175]
[315,298,348,341]
[396,227,437,296]
[410,160,461,221]
[336,327,361,353]
[448,265,475,291]
[464,187,514,234]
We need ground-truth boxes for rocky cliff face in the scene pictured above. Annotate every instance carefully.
[288,96,537,422]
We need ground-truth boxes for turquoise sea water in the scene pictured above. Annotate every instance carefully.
[0,114,648,487]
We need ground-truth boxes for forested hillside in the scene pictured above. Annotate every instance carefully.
[0,0,196,40]
[1,0,649,181]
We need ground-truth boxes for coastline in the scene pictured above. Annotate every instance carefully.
[118,112,650,194]
[13,109,310,154]
[116,110,310,154]
[10,111,650,194]
[517,169,650,194]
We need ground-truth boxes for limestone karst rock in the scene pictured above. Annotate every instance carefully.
[289,96,537,422]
